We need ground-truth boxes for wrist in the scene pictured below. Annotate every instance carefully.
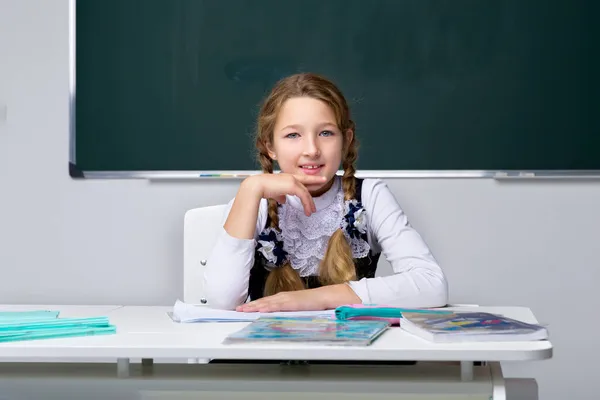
[240,175,264,201]
[318,283,361,309]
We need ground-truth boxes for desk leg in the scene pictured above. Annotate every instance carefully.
[490,362,506,400]
[460,361,473,381]
[116,358,129,378]
[141,358,154,373]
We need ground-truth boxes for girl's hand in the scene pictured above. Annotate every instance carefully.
[236,285,361,313]
[236,290,327,313]
[246,173,327,216]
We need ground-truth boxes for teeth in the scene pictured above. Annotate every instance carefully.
[303,165,321,169]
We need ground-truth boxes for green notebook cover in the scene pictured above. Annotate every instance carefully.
[0,310,60,322]
[0,325,116,343]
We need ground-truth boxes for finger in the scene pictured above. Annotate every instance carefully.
[255,301,282,313]
[292,174,328,186]
[273,195,286,204]
[242,299,282,313]
[293,184,316,216]
[237,300,262,312]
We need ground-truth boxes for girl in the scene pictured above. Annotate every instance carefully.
[203,73,448,312]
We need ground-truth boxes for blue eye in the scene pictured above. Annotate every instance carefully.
[285,133,299,139]
[320,130,334,137]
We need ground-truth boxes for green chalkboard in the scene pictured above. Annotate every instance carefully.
[72,0,599,177]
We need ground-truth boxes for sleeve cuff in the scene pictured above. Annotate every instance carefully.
[347,278,371,304]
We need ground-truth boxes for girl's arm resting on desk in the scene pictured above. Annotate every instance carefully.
[237,283,360,312]
[203,194,268,310]
[347,179,448,308]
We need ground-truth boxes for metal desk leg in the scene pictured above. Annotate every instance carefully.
[461,361,474,381]
[116,358,130,378]
[490,362,506,400]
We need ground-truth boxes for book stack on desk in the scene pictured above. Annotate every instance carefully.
[0,310,116,343]
[399,311,549,343]
[334,304,549,343]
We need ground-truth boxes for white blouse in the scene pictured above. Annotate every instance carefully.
[203,176,448,310]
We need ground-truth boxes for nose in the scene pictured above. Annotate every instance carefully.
[303,136,321,158]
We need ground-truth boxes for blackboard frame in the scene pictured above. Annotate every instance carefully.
[68,0,600,180]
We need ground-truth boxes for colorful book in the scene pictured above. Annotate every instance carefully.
[400,311,548,343]
[223,317,390,346]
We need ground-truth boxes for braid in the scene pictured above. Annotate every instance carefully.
[318,120,359,286]
[258,152,280,228]
[342,120,358,201]
[258,151,304,295]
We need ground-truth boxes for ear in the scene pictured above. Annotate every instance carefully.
[266,143,277,160]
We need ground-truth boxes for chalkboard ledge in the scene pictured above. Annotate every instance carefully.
[68,167,600,180]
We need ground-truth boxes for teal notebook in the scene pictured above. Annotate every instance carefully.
[0,311,116,343]
[335,304,452,325]
[0,325,116,343]
[0,310,60,322]
[224,317,390,346]
[0,317,111,332]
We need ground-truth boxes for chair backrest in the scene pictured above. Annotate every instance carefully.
[183,204,228,304]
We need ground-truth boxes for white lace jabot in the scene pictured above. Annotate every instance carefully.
[278,176,370,277]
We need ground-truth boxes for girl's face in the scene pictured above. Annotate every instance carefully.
[269,97,350,196]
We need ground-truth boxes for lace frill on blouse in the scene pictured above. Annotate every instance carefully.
[277,189,370,277]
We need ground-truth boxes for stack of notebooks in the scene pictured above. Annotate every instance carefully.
[219,304,548,346]
[0,310,116,343]
[398,311,548,343]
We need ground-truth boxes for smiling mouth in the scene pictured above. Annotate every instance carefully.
[300,164,324,175]
[301,165,323,169]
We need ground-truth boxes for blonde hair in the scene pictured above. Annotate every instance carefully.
[255,73,359,296]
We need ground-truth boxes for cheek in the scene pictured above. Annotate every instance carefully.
[273,148,298,169]
[324,143,343,164]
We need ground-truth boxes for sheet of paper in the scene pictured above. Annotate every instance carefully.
[172,300,335,323]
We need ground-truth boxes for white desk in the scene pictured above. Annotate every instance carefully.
[0,304,553,400]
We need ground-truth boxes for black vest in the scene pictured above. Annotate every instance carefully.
[248,178,381,301]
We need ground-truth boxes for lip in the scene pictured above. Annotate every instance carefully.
[299,164,324,175]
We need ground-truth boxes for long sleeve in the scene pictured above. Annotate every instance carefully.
[202,198,268,310]
[347,179,449,307]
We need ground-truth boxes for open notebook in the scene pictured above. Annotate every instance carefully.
[171,300,335,323]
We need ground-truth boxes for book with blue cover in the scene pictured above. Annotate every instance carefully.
[400,311,548,343]
[0,310,116,343]
[223,317,390,346]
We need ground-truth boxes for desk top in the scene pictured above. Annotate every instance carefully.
[0,304,553,363]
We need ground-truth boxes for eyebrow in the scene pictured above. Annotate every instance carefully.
[280,122,338,131]
[280,124,303,131]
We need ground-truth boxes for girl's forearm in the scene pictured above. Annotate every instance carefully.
[224,177,263,239]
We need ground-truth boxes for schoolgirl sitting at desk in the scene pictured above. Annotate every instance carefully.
[203,73,448,312]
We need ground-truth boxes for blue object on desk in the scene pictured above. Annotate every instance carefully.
[0,310,60,321]
[0,313,116,343]
[335,305,452,323]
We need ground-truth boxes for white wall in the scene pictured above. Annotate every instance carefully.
[1,1,598,399]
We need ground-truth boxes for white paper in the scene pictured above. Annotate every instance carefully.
[172,300,335,323]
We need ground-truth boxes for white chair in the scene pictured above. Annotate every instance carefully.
[183,204,228,305]
[183,204,228,364]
